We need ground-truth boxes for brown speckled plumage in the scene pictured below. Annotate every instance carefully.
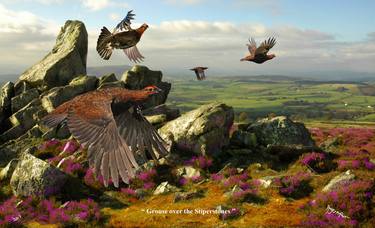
[41,86,168,187]
[241,37,276,64]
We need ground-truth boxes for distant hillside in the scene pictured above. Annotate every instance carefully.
[87,65,131,78]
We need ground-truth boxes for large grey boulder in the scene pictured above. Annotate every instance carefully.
[247,116,315,148]
[121,65,171,109]
[98,73,117,86]
[41,75,97,112]
[11,88,39,113]
[18,20,87,89]
[14,81,32,96]
[159,102,234,155]
[0,82,15,121]
[0,99,46,144]
[10,153,69,197]
[9,99,45,128]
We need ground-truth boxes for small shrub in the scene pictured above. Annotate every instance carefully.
[274,172,313,199]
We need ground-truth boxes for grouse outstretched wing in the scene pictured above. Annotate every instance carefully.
[115,106,169,163]
[255,37,276,56]
[66,100,139,187]
[247,37,257,56]
[114,10,135,33]
[123,46,145,63]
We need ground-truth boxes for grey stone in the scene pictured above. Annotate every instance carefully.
[121,65,171,109]
[97,81,125,89]
[247,116,315,148]
[322,170,355,192]
[176,166,201,179]
[14,81,32,96]
[98,73,117,86]
[41,75,97,112]
[174,189,204,202]
[0,159,19,181]
[230,130,257,148]
[10,153,69,197]
[143,104,180,121]
[153,181,179,195]
[159,102,234,155]
[18,20,87,89]
[11,88,39,113]
[0,82,15,118]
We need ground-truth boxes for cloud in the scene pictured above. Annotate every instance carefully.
[0,4,59,73]
[164,0,205,5]
[80,0,130,11]
[81,0,111,11]
[0,3,373,77]
[109,13,120,21]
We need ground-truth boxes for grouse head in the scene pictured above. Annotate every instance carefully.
[137,23,149,35]
[142,85,162,96]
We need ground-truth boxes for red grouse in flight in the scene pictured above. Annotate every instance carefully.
[96,10,148,63]
[190,67,208,80]
[41,86,168,187]
[241,37,276,64]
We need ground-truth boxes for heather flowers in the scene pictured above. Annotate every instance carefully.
[185,156,213,170]
[58,158,84,176]
[302,179,374,226]
[38,138,61,151]
[300,152,334,173]
[0,196,100,225]
[337,150,375,171]
[83,168,113,189]
[274,172,313,199]
[130,168,157,191]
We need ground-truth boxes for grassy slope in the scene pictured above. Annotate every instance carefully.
[166,77,375,121]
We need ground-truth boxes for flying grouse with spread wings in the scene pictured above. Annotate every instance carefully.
[41,86,168,187]
[241,37,276,64]
[190,67,208,80]
[96,10,148,63]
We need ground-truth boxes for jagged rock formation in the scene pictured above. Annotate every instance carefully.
[18,20,87,90]
[41,75,97,112]
[159,102,234,155]
[0,82,15,130]
[247,116,315,148]
[121,65,171,109]
[10,153,69,197]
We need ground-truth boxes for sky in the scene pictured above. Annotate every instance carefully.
[0,0,374,77]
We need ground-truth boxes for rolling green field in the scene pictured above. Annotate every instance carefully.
[165,76,375,122]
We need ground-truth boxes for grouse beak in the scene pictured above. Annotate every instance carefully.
[156,87,163,93]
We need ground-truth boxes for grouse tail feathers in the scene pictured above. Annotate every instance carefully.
[97,27,113,60]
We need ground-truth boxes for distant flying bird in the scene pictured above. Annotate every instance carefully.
[41,86,168,187]
[96,10,148,63]
[190,67,208,80]
[241,37,276,64]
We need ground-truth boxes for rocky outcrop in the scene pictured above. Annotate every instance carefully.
[18,20,87,89]
[1,99,46,144]
[14,81,32,96]
[230,130,257,148]
[247,116,315,148]
[11,88,39,113]
[10,153,69,197]
[98,73,117,86]
[159,102,234,155]
[0,82,15,126]
[121,65,171,109]
[0,159,19,181]
[41,75,97,112]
